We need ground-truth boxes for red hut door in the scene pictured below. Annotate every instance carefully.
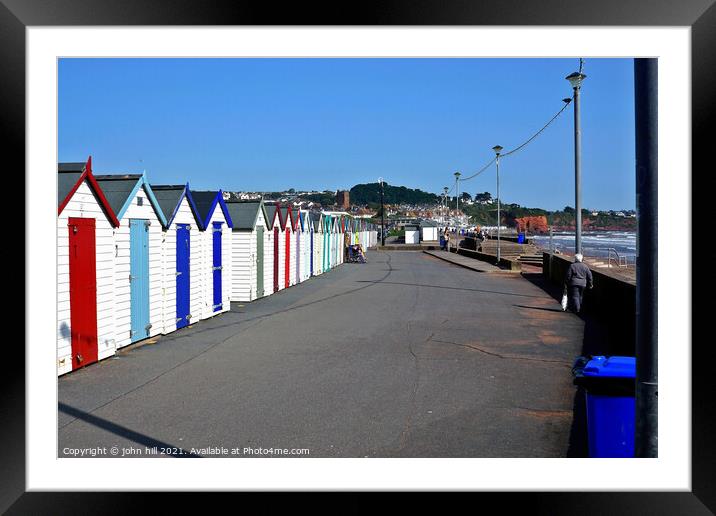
[273,227,279,292]
[285,228,290,288]
[68,217,98,369]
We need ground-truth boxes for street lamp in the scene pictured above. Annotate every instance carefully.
[379,177,385,246]
[454,171,461,219]
[492,145,503,262]
[443,186,449,221]
[566,71,586,255]
[454,172,462,245]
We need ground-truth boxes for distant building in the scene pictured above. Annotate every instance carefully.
[336,190,350,209]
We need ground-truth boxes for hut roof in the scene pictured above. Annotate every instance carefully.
[58,157,120,227]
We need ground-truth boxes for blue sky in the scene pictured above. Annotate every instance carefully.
[59,58,635,211]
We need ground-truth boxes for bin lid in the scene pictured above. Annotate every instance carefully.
[582,356,635,378]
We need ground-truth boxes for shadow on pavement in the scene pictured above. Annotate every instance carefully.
[521,272,636,458]
[58,403,201,458]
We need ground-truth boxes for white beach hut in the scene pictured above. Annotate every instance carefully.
[300,211,313,282]
[94,171,168,349]
[310,212,323,276]
[262,203,280,297]
[190,190,234,319]
[151,184,204,334]
[57,157,121,375]
[280,205,297,288]
[226,200,270,302]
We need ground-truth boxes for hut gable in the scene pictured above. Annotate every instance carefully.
[151,184,202,229]
[225,201,267,231]
[190,190,234,230]
[264,204,283,230]
[58,156,120,227]
[279,205,295,231]
[94,172,167,227]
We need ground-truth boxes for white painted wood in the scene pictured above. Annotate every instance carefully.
[57,180,115,376]
[200,204,232,319]
[276,223,285,291]
[113,185,164,349]
[301,219,311,281]
[288,223,296,287]
[264,216,276,296]
[316,229,323,275]
[159,197,201,335]
[230,230,253,302]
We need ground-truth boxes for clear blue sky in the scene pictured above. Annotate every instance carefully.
[59,58,635,211]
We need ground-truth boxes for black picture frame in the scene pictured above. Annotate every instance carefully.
[6,0,712,511]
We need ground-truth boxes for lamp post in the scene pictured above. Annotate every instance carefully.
[492,145,503,262]
[379,177,385,246]
[454,172,461,237]
[443,186,448,218]
[566,71,586,255]
[454,172,461,213]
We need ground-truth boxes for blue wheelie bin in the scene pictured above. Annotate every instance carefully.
[573,356,636,457]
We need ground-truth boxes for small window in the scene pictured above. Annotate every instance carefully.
[137,196,144,206]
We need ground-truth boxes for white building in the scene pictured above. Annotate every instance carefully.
[152,184,204,334]
[226,200,270,302]
[190,190,234,319]
[57,158,121,375]
[95,172,168,350]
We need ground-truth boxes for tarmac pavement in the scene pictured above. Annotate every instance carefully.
[58,250,587,458]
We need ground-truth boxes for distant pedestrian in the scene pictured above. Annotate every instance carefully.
[563,253,593,313]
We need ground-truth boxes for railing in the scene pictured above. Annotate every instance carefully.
[605,248,629,268]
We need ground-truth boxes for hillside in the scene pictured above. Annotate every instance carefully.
[350,182,439,206]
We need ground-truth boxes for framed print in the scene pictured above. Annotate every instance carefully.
[5,0,714,511]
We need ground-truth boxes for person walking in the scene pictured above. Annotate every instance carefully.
[563,253,593,313]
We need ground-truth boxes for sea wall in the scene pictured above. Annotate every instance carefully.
[543,252,636,356]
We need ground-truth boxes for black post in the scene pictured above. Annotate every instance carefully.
[634,58,658,458]
[380,180,385,246]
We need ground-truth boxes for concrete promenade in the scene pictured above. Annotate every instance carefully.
[423,249,503,273]
[59,251,589,458]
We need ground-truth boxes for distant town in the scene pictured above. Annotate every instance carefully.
[224,182,637,234]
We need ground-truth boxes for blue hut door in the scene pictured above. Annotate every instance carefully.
[176,224,190,329]
[130,219,150,342]
[212,222,223,312]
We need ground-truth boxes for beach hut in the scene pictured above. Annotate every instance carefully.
[293,207,309,284]
[300,211,313,282]
[280,205,296,288]
[190,190,234,319]
[337,215,345,266]
[151,184,203,334]
[95,172,168,349]
[57,157,120,375]
[322,213,332,272]
[264,204,284,294]
[405,224,420,244]
[310,212,323,276]
[225,200,270,302]
[420,220,439,242]
[292,207,302,285]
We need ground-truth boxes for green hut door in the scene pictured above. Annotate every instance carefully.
[256,226,264,298]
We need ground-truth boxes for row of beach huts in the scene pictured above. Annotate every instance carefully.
[58,157,377,376]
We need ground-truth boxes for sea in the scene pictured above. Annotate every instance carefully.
[531,230,637,265]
